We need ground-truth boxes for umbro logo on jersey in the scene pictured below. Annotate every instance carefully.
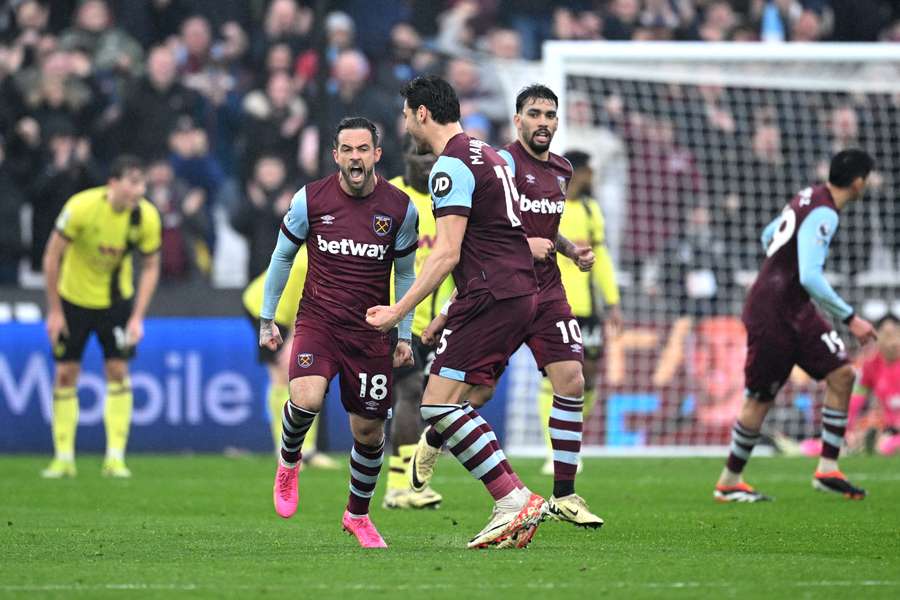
[321,215,335,225]
[316,234,389,260]
[520,195,565,214]
[525,174,536,184]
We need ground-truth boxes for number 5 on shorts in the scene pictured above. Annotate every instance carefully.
[820,330,845,354]
[436,329,453,355]
[359,372,388,400]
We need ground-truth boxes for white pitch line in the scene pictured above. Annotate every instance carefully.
[2,580,898,593]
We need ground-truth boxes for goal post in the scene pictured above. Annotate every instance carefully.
[496,42,900,456]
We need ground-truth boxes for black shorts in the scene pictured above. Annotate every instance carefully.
[54,299,135,362]
[247,314,290,365]
[577,315,604,360]
[394,335,436,386]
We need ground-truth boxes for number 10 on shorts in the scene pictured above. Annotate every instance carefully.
[359,373,388,400]
[555,319,583,344]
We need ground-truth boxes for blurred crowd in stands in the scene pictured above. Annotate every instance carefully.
[0,0,898,297]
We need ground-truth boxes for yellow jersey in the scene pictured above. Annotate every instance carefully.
[55,186,162,309]
[242,245,309,327]
[557,196,620,317]
[389,175,455,338]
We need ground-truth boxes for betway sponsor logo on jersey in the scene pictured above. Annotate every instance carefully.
[519,195,565,214]
[316,234,389,260]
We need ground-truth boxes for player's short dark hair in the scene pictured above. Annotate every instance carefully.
[515,84,558,114]
[109,155,145,179]
[877,313,899,329]
[400,75,460,125]
[333,116,379,148]
[564,150,591,170]
[828,149,875,187]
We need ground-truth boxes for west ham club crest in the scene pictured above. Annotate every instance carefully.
[297,353,314,368]
[557,176,568,196]
[373,214,392,236]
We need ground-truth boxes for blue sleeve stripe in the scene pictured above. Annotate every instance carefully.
[497,149,515,176]
[797,206,852,320]
[280,222,303,246]
[430,156,475,210]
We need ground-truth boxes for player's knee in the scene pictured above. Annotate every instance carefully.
[351,419,384,446]
[826,364,856,394]
[105,362,128,384]
[552,366,585,398]
[55,365,79,388]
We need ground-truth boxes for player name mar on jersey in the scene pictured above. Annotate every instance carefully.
[315,234,389,260]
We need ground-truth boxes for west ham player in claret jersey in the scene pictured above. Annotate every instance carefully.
[261,117,419,548]
[715,149,877,502]
[367,75,546,549]
[417,84,605,529]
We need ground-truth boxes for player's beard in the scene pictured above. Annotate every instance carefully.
[340,162,375,196]
[525,126,553,154]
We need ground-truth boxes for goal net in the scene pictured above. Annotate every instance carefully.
[497,43,900,455]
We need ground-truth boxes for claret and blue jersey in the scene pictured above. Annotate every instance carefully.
[751,183,853,321]
[262,173,418,336]
[428,132,536,300]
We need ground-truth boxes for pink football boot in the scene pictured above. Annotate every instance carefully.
[273,462,299,518]
[341,511,388,548]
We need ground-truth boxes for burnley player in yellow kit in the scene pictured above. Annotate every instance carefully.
[42,156,162,478]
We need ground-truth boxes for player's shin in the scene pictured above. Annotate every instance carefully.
[421,404,521,501]
[103,379,133,461]
[818,406,849,472]
[51,386,79,461]
[462,403,525,490]
[549,394,584,497]
[347,438,385,516]
[720,421,762,486]
[280,401,317,467]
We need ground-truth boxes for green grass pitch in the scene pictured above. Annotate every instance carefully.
[2,454,899,599]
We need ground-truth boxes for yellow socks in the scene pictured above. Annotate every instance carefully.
[51,386,79,461]
[104,379,132,461]
[387,444,416,492]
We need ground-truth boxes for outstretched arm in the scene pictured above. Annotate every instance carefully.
[367,215,466,332]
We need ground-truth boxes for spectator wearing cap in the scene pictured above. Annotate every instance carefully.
[116,44,202,161]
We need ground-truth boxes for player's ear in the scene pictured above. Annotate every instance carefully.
[513,113,522,130]
[332,147,339,165]
[417,105,428,124]
[374,146,382,163]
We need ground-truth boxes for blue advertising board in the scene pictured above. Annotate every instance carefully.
[0,318,508,453]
